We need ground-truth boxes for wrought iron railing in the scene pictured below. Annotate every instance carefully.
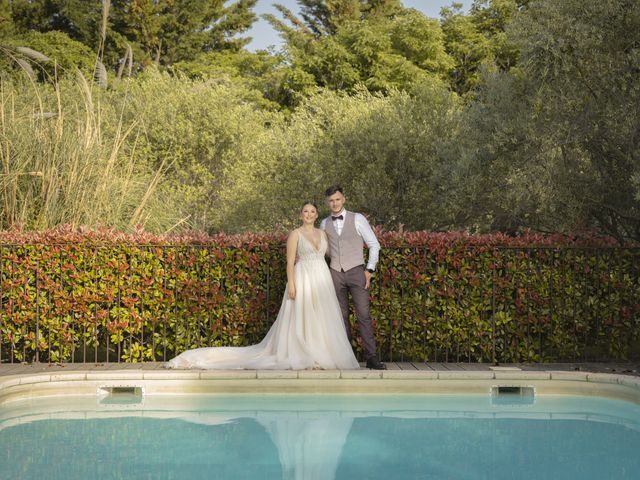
[372,246,640,363]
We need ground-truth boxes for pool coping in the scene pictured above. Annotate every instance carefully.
[2,364,640,405]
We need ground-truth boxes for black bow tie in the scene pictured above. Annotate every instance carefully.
[331,215,343,221]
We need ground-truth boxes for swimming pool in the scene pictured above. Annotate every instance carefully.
[0,372,640,480]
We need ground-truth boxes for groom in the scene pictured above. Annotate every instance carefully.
[320,185,386,370]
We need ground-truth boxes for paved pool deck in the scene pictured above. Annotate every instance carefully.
[1,361,639,377]
[1,361,640,404]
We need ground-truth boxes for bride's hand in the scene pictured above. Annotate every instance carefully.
[288,283,296,300]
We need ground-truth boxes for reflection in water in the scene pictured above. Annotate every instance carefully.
[1,395,640,480]
[257,414,352,480]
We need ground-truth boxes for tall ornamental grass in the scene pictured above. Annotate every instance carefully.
[0,74,173,232]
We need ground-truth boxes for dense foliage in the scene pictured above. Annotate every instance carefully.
[6,0,257,66]
[0,229,637,363]
[0,0,637,242]
[1,1,637,366]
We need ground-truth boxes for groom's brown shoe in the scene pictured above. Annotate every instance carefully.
[366,357,387,370]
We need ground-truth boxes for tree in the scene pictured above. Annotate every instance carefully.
[454,0,640,240]
[470,0,525,70]
[8,0,258,68]
[508,0,640,240]
[151,0,257,64]
[214,79,462,232]
[0,1,15,40]
[173,49,317,110]
[109,0,162,66]
[440,2,496,95]
[294,0,403,36]
[2,30,96,79]
[267,2,453,93]
[440,0,531,95]
[116,71,281,232]
[9,0,103,50]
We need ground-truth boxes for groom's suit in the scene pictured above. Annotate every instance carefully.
[321,210,380,362]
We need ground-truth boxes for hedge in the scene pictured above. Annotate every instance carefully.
[0,227,638,364]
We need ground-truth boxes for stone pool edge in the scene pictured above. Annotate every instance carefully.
[2,369,640,405]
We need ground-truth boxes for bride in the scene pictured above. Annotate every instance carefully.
[166,202,360,370]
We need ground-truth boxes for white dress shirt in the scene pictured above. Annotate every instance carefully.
[320,209,380,271]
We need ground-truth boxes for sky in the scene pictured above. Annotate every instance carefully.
[246,0,474,51]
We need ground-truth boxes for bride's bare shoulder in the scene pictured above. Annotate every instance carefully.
[287,229,301,241]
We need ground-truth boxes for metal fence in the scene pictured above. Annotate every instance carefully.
[371,246,640,363]
[0,244,638,364]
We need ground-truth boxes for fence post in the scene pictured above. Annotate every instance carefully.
[35,259,40,363]
[491,257,497,365]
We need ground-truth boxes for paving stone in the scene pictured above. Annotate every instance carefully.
[586,373,621,384]
[86,371,144,381]
[143,370,201,380]
[199,370,258,379]
[494,371,550,380]
[437,371,495,380]
[396,362,418,370]
[340,370,383,379]
[549,371,589,381]
[19,374,53,385]
[382,370,437,379]
[257,370,298,379]
[50,372,88,382]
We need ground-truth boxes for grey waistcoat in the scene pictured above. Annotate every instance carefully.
[324,211,365,272]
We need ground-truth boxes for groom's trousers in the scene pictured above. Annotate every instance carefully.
[330,265,377,361]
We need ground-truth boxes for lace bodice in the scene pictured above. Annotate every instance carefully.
[297,231,327,263]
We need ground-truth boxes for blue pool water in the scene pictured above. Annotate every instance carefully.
[1,394,639,480]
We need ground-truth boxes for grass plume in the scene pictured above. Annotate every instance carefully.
[0,75,174,232]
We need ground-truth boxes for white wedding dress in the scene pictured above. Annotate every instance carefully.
[166,231,360,370]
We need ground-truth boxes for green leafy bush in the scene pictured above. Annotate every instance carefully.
[0,228,637,364]
[2,30,96,79]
